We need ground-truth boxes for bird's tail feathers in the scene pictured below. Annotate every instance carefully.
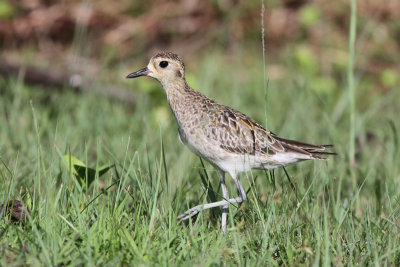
[271,133,336,160]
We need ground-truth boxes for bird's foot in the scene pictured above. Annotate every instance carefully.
[177,205,204,221]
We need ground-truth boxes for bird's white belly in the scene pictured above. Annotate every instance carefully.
[214,153,284,173]
[180,130,270,173]
[215,153,302,174]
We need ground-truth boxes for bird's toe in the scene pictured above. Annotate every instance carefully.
[177,206,201,221]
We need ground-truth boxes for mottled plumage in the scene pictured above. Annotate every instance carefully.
[126,52,334,233]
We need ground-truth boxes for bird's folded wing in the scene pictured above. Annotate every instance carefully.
[203,106,285,156]
[202,104,334,160]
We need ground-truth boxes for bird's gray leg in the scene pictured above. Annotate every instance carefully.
[177,172,247,223]
[218,170,229,233]
[177,198,243,221]
[231,172,247,202]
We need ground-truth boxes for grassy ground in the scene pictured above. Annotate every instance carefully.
[0,48,399,266]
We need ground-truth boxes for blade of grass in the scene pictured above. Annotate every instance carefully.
[161,137,169,194]
[348,0,357,170]
[199,158,217,203]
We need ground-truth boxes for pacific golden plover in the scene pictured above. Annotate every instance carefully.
[126,52,334,233]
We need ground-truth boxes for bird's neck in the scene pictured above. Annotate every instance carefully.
[160,78,199,121]
[162,78,193,106]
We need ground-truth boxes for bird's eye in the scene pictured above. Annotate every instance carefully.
[159,61,168,68]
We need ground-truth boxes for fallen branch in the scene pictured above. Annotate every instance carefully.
[0,59,135,107]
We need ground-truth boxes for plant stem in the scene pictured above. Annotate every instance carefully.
[348,0,357,169]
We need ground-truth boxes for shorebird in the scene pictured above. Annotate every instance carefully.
[126,52,334,233]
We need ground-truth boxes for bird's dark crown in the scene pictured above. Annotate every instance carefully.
[153,52,185,71]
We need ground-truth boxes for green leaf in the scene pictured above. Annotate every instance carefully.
[74,165,97,188]
[63,155,86,172]
[63,155,113,189]
[98,164,114,178]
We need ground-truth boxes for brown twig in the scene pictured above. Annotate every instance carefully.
[0,59,135,107]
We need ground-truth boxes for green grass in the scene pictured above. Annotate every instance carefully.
[1,48,400,266]
[347,0,357,176]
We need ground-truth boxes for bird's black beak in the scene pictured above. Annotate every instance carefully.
[126,67,149,79]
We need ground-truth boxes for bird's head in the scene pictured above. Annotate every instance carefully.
[126,52,185,86]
